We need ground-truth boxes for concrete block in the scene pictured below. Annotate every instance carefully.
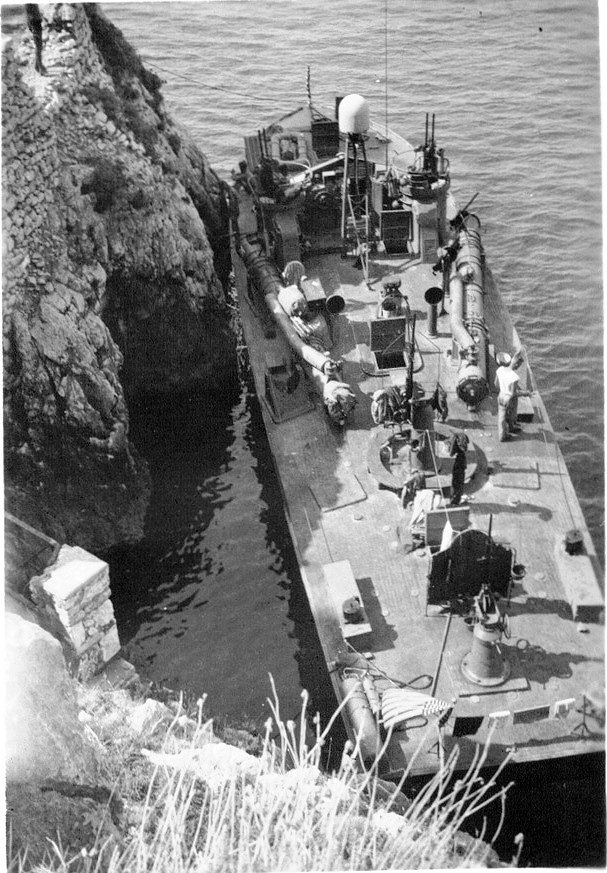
[43,546,109,603]
[93,598,116,628]
[54,586,111,626]
[99,624,120,662]
[65,619,88,651]
[68,616,119,659]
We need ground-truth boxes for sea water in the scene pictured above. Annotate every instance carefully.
[103,5,604,864]
[104,0,603,698]
[3,1,604,864]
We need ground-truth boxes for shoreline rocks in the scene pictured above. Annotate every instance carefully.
[3,4,237,554]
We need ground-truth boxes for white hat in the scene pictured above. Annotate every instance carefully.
[496,352,512,366]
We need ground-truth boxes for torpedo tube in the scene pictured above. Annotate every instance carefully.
[239,239,335,375]
[449,214,489,409]
[238,239,356,425]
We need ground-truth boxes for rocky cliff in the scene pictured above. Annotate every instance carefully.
[6,609,503,870]
[2,3,236,553]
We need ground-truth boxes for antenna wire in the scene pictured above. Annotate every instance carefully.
[384,0,389,167]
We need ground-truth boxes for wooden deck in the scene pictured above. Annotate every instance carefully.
[231,190,604,778]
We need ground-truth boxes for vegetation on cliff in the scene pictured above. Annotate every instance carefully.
[3,10,519,871]
[8,673,515,871]
[2,4,236,555]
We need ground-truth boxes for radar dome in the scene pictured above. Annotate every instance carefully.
[338,94,370,134]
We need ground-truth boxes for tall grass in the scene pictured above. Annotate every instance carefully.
[9,679,519,872]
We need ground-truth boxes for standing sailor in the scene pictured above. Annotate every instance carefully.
[449,430,469,505]
[494,352,531,441]
[26,4,46,75]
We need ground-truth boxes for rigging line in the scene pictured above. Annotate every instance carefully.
[406,41,442,66]
[346,193,369,282]
[430,611,453,698]
[384,0,389,167]
[400,329,425,374]
[144,60,292,105]
[425,428,448,511]
[344,640,432,689]
[411,333,425,374]
[349,318,386,379]
[379,327,408,357]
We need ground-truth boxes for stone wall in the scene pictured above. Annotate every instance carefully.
[30,544,121,680]
[2,4,237,552]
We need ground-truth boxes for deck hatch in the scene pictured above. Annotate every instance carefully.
[263,354,314,423]
[311,119,340,157]
[369,317,411,369]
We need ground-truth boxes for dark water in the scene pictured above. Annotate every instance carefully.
[100,1,604,867]
[103,1,603,864]
[4,0,603,865]
[105,0,604,553]
[108,384,338,731]
[108,383,606,868]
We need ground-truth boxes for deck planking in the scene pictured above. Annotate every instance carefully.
[232,183,604,777]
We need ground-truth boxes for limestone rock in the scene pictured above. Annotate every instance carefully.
[5,612,100,784]
[3,4,237,555]
[7,781,120,869]
[141,743,261,791]
[128,698,173,735]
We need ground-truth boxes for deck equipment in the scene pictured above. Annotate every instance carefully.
[229,87,604,779]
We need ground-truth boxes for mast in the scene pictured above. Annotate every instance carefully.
[384,0,389,168]
[306,65,312,109]
[405,314,417,409]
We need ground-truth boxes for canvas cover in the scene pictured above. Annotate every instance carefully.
[426,529,512,605]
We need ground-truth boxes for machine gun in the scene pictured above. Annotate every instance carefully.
[432,193,480,276]
[450,191,479,232]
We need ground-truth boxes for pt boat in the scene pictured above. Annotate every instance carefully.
[228,89,604,778]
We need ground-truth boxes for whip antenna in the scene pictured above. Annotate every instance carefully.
[384,0,389,167]
[306,65,312,108]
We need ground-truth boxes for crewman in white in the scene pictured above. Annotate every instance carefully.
[494,352,531,441]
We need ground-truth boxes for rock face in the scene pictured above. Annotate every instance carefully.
[7,781,121,869]
[5,612,99,784]
[3,4,237,552]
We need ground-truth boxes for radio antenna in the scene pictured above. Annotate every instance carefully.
[384,0,389,167]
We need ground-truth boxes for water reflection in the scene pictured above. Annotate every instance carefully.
[107,384,344,753]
